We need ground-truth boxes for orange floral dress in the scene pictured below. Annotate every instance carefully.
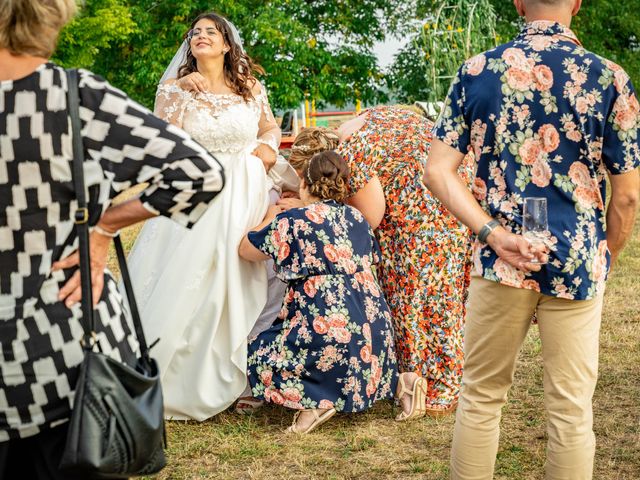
[337,106,473,407]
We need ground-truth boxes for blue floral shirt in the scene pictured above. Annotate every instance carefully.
[433,21,640,300]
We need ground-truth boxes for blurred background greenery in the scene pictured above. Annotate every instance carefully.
[54,0,640,110]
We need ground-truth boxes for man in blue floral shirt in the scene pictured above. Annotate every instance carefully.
[424,0,640,478]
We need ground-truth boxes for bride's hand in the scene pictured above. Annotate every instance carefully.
[177,72,209,93]
[252,143,277,173]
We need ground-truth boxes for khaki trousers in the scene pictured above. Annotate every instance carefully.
[451,277,604,480]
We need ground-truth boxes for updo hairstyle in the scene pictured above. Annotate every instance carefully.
[288,127,339,172]
[302,151,350,202]
[0,0,76,57]
[178,11,264,102]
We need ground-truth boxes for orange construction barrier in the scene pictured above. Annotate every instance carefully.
[312,111,355,117]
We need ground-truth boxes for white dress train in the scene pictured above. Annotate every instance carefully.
[125,83,289,420]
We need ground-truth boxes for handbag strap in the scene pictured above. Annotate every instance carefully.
[66,69,151,360]
[67,69,95,350]
[113,236,150,358]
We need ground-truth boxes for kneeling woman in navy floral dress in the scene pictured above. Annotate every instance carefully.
[239,151,427,433]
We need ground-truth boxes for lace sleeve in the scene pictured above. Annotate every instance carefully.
[254,82,281,153]
[154,81,191,128]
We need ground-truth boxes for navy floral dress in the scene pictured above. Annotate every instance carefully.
[246,200,398,412]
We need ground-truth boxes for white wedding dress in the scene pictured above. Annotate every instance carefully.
[126,82,291,420]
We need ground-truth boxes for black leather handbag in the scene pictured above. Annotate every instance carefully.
[59,69,166,478]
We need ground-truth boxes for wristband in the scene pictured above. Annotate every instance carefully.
[92,224,120,238]
[477,219,501,243]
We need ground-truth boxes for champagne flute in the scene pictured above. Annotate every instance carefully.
[522,197,548,264]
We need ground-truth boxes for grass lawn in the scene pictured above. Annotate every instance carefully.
[109,217,639,480]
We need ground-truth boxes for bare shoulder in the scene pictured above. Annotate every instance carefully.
[251,79,265,96]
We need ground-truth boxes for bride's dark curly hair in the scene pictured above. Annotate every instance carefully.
[178,12,264,101]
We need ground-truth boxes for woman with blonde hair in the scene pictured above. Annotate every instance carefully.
[0,0,224,477]
[239,151,427,433]
[286,106,474,415]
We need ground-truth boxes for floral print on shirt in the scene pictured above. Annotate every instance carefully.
[246,201,398,412]
[434,21,640,300]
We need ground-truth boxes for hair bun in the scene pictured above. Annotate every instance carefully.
[304,151,350,202]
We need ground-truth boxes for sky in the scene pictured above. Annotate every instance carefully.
[373,36,407,69]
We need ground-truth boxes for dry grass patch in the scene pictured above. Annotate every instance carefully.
[105,214,639,480]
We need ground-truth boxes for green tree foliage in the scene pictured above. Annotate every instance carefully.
[54,1,640,109]
[388,0,497,103]
[54,0,397,110]
[53,0,137,69]
[389,0,640,103]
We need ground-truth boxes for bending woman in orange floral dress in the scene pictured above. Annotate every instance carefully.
[284,106,473,413]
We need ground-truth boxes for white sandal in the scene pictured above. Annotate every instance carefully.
[395,373,427,422]
[234,397,265,415]
[286,408,336,434]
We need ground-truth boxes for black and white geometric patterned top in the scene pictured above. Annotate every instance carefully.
[0,63,225,440]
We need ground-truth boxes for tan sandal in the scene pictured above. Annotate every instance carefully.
[395,373,427,422]
[286,408,336,434]
[424,400,458,418]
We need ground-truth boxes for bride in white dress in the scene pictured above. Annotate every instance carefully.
[126,12,293,420]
